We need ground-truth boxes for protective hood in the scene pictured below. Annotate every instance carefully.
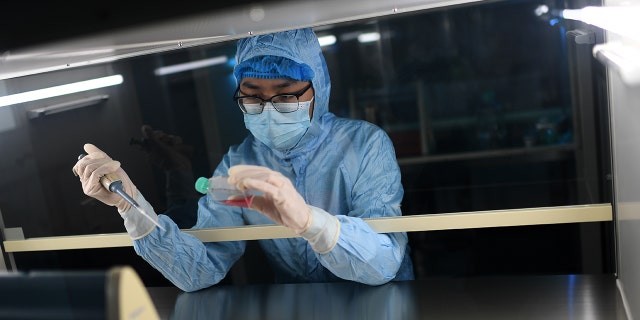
[234,28,332,155]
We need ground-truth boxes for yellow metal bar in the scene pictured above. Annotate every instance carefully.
[3,204,612,252]
[366,204,612,233]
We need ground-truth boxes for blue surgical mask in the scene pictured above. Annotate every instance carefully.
[244,98,313,151]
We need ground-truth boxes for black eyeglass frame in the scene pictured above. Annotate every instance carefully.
[233,82,313,114]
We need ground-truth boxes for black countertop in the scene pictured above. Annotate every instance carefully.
[147,274,628,320]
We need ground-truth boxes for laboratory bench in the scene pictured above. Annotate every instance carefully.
[146,274,628,320]
[2,205,620,319]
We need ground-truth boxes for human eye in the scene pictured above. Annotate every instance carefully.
[271,95,299,113]
[272,94,297,104]
[239,97,264,114]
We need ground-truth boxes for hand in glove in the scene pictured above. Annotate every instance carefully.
[73,143,137,212]
[132,124,193,171]
[228,165,311,234]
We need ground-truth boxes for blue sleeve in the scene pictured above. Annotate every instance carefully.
[315,129,410,285]
[133,154,248,292]
[133,195,246,292]
[318,216,408,285]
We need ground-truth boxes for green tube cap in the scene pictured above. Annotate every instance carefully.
[195,177,210,194]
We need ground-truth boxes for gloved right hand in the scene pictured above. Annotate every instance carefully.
[72,143,138,212]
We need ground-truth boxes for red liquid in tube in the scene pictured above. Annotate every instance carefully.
[220,195,254,208]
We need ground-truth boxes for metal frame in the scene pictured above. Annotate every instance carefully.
[3,204,612,253]
[0,209,18,271]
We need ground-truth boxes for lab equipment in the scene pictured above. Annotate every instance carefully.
[195,176,254,207]
[77,153,165,231]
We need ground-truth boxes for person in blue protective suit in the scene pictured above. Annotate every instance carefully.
[73,27,414,292]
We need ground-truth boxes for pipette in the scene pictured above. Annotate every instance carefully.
[76,153,165,231]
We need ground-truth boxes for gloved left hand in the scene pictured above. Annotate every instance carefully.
[228,165,311,234]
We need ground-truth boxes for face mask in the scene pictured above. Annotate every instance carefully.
[244,98,313,151]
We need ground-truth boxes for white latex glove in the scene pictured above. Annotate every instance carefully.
[72,143,138,212]
[228,165,311,234]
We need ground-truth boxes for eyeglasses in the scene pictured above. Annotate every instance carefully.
[233,83,313,114]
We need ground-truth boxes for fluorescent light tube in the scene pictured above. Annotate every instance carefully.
[154,56,228,76]
[318,35,337,47]
[27,95,109,119]
[358,32,381,43]
[593,43,640,85]
[0,75,123,108]
[561,6,640,41]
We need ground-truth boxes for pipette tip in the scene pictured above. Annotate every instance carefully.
[132,204,166,232]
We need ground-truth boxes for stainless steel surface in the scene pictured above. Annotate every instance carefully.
[0,0,485,80]
[147,275,627,320]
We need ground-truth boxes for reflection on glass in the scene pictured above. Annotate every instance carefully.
[0,0,611,282]
[171,281,415,319]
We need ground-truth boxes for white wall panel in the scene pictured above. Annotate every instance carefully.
[606,0,640,317]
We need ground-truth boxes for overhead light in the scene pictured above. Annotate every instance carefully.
[154,56,228,76]
[558,5,640,85]
[593,43,640,85]
[561,6,640,41]
[358,32,381,43]
[0,75,123,108]
[27,95,109,119]
[534,4,549,16]
[318,35,337,47]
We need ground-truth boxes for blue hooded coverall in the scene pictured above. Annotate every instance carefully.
[131,28,414,292]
